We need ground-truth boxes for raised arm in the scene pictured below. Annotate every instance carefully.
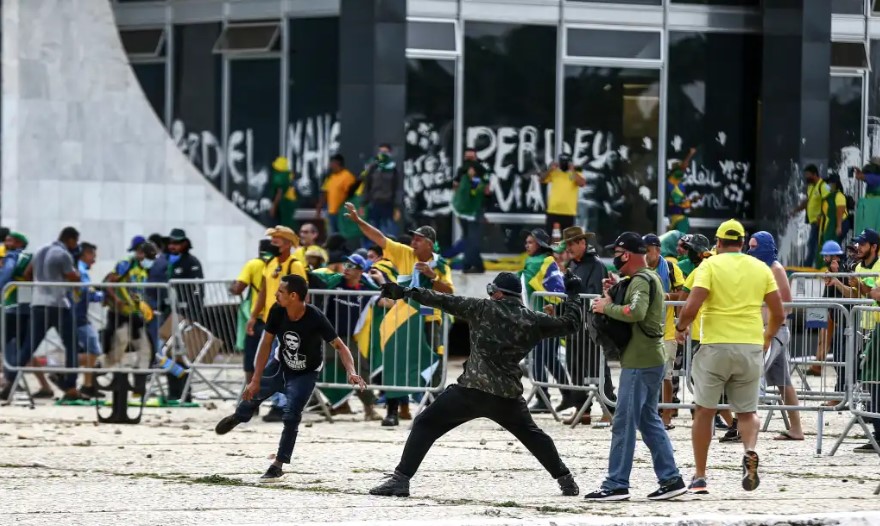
[407,287,482,321]
[344,202,387,249]
[536,297,583,338]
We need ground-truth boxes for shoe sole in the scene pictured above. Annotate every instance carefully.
[259,476,284,484]
[214,418,239,435]
[584,494,630,501]
[742,454,760,491]
[648,487,687,501]
[369,490,409,497]
[688,489,709,495]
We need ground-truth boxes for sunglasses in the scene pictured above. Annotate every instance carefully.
[486,283,517,296]
[343,262,361,270]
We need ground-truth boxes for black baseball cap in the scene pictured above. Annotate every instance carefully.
[606,232,647,254]
[488,271,522,297]
[522,228,551,249]
[409,226,437,245]
[855,228,880,246]
[642,234,661,248]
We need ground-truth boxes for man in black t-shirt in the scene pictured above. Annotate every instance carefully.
[215,274,366,482]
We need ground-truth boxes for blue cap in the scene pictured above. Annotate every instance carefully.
[128,235,146,251]
[345,254,368,271]
[854,229,880,246]
[820,240,844,256]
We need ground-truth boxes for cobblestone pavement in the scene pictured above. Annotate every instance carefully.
[2,375,879,525]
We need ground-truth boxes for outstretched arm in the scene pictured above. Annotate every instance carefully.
[406,287,483,321]
[536,297,583,338]
[344,202,387,249]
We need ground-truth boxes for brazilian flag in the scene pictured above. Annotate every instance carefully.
[374,298,437,394]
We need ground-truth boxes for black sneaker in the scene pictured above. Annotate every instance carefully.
[262,406,284,422]
[369,471,410,497]
[381,414,399,427]
[215,415,242,435]
[688,477,708,495]
[583,488,630,501]
[557,473,579,496]
[554,400,575,413]
[719,429,741,443]
[853,442,880,454]
[78,385,104,399]
[741,451,760,491]
[714,415,728,430]
[260,464,284,483]
[528,398,551,414]
[647,477,687,501]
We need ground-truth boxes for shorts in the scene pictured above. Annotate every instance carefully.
[663,340,677,380]
[763,326,792,387]
[77,324,102,356]
[692,343,763,413]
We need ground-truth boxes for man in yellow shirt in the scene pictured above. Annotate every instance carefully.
[230,239,277,385]
[316,154,358,234]
[794,164,829,267]
[541,154,586,233]
[676,219,784,494]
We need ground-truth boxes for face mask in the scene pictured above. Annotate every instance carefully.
[376,152,389,163]
[141,258,155,270]
[613,255,626,271]
[168,254,182,265]
[687,249,701,265]
[559,161,571,171]
[748,231,778,267]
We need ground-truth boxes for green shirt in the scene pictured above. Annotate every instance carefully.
[603,268,666,369]
[452,163,489,220]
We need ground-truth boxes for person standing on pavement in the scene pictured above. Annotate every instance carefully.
[215,274,366,482]
[369,271,584,498]
[164,228,204,401]
[452,147,491,274]
[73,242,104,398]
[675,219,784,494]
[747,232,804,441]
[230,239,278,386]
[558,226,615,425]
[316,154,358,234]
[585,233,685,502]
[146,233,169,354]
[361,143,403,237]
[541,154,586,233]
[794,164,829,267]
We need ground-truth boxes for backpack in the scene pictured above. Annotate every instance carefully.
[587,270,663,360]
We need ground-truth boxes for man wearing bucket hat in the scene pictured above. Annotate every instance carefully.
[269,156,297,230]
[370,270,585,498]
[675,219,784,494]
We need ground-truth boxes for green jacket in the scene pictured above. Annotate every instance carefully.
[452,162,490,220]
[602,268,666,369]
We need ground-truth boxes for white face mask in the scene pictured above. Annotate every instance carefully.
[141,258,155,270]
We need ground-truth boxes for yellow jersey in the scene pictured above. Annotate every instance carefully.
[260,255,307,321]
[236,258,267,316]
[544,169,581,216]
[384,240,454,322]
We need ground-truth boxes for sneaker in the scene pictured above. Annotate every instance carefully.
[262,406,284,422]
[369,471,410,497]
[719,429,741,443]
[583,488,630,501]
[741,451,760,491]
[528,398,552,414]
[260,464,284,482]
[687,477,709,495]
[714,415,728,430]
[647,477,687,501]
[78,386,104,399]
[557,473,579,496]
[381,414,399,427]
[215,415,242,435]
[60,391,90,402]
[853,442,880,454]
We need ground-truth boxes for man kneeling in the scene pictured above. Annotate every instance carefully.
[369,271,584,497]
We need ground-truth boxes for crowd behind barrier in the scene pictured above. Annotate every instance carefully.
[1,272,878,459]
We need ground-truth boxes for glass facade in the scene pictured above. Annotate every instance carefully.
[132,63,165,125]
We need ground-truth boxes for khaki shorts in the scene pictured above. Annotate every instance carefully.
[663,340,677,380]
[692,343,763,413]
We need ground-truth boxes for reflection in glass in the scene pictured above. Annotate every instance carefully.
[463,22,556,252]
[404,58,455,247]
[667,31,761,221]
[228,58,281,222]
[564,66,660,244]
[132,63,165,124]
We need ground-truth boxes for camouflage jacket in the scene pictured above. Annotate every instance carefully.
[408,288,583,398]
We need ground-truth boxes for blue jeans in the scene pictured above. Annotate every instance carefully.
[235,359,318,463]
[461,218,484,271]
[4,305,78,389]
[368,203,398,237]
[77,324,101,355]
[804,222,819,267]
[602,365,680,491]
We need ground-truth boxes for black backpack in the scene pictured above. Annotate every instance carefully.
[587,270,663,360]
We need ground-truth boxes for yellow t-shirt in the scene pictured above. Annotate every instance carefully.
[260,255,307,321]
[856,260,880,329]
[236,258,267,316]
[322,169,358,214]
[821,191,848,224]
[691,252,778,345]
[663,257,684,341]
[544,169,581,216]
[292,245,329,265]
[384,239,454,322]
[682,269,704,342]
[806,181,830,224]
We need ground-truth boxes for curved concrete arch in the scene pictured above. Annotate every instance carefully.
[1,0,265,278]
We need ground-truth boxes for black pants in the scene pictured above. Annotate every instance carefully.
[395,384,570,479]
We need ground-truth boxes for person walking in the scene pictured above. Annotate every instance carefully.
[675,219,784,493]
[452,148,491,274]
[585,233,685,501]
[368,271,584,498]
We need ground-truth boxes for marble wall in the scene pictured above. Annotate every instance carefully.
[1,0,265,279]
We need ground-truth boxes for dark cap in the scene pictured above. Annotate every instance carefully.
[168,228,188,242]
[409,226,437,245]
[346,254,369,271]
[128,235,146,252]
[489,271,522,297]
[682,233,712,254]
[854,228,880,246]
[522,228,551,249]
[642,234,661,248]
[606,232,647,255]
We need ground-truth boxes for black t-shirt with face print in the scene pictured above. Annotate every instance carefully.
[265,304,338,374]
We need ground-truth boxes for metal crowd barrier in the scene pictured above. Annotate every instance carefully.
[309,289,449,418]
[1,281,181,405]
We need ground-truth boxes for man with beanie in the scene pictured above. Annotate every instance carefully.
[369,271,585,498]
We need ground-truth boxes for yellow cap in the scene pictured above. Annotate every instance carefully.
[305,245,326,260]
[272,156,289,172]
[715,219,745,241]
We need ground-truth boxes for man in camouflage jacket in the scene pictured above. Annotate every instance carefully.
[369,271,584,498]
